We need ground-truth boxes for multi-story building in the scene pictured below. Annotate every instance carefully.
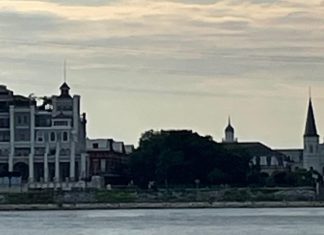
[0,83,87,186]
[87,138,134,185]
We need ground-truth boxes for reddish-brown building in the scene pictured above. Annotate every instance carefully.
[87,138,134,185]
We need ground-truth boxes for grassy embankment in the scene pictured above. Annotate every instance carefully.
[0,187,316,205]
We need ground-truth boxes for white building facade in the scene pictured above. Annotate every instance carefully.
[0,83,87,186]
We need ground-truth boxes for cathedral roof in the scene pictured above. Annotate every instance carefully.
[304,99,319,137]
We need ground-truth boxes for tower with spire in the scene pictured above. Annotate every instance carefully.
[223,117,237,143]
[303,96,321,172]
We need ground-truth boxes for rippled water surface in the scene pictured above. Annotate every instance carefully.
[1,208,324,235]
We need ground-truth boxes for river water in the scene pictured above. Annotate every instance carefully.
[1,208,324,235]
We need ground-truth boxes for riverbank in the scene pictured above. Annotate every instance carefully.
[1,201,324,211]
[0,187,320,210]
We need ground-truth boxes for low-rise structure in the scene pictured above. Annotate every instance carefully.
[87,138,134,185]
[220,118,290,175]
[275,149,303,171]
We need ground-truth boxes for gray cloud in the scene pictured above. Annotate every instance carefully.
[273,11,324,25]
[1,0,324,147]
[28,0,117,6]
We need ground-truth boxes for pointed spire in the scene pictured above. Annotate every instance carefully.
[225,116,234,133]
[304,97,318,137]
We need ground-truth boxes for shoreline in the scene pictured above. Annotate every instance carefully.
[1,201,324,211]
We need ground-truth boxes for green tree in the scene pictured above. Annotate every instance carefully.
[156,149,184,188]
[130,130,251,188]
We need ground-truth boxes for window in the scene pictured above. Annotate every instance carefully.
[17,115,28,126]
[49,148,56,155]
[0,148,9,156]
[36,115,51,127]
[93,143,99,149]
[50,132,56,142]
[36,132,44,143]
[62,132,69,142]
[0,118,9,128]
[17,116,22,125]
[15,130,30,142]
[0,131,10,142]
[23,115,28,125]
[53,120,69,126]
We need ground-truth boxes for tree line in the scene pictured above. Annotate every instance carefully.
[129,130,317,189]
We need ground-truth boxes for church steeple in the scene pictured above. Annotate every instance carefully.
[225,116,234,133]
[303,94,320,172]
[223,116,237,143]
[304,98,318,137]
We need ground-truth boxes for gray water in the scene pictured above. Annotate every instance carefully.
[1,208,324,235]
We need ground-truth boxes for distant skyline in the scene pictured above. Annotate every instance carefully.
[1,0,324,148]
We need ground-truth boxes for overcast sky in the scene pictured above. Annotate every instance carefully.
[1,0,324,148]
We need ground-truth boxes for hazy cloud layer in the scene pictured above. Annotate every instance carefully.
[1,0,324,147]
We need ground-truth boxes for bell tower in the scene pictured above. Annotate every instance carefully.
[223,117,237,143]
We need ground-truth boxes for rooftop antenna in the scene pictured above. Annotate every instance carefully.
[228,115,231,126]
[63,59,67,83]
[309,86,312,100]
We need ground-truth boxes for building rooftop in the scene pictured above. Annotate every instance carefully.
[58,82,72,99]
[86,138,134,154]
[222,142,287,159]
